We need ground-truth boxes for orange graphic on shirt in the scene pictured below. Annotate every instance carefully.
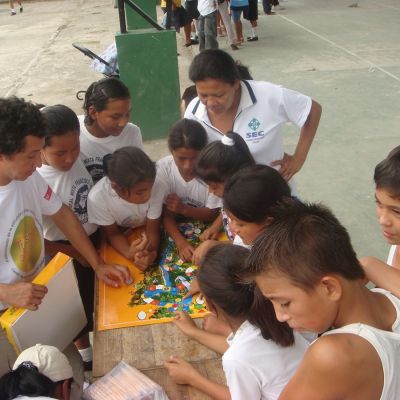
[10,216,42,273]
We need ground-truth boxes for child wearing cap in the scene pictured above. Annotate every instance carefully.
[0,344,74,400]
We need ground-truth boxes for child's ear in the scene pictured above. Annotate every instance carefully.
[320,276,342,301]
[88,105,98,121]
[110,181,121,193]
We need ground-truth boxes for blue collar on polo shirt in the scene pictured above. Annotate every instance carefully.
[191,80,257,124]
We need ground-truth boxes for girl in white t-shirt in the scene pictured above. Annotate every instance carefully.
[165,244,308,400]
[155,119,221,262]
[39,104,98,368]
[79,77,143,183]
[192,131,255,264]
[87,147,159,270]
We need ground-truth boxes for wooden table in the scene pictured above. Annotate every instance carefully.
[93,319,226,399]
[93,225,226,398]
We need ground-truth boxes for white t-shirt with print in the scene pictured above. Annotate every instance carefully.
[149,155,221,219]
[87,176,149,228]
[78,115,143,183]
[185,80,312,193]
[223,320,308,400]
[37,159,98,241]
[0,172,62,308]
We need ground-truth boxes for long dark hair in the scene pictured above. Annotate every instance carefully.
[223,165,291,223]
[195,132,255,183]
[198,244,294,346]
[0,363,57,400]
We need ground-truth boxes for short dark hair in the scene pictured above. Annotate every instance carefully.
[181,85,197,111]
[0,363,57,400]
[195,132,255,183]
[189,49,241,85]
[247,199,365,289]
[41,105,80,147]
[223,165,291,223]
[83,77,130,125]
[0,97,46,155]
[199,244,294,346]
[168,119,208,152]
[374,146,400,198]
[103,146,156,192]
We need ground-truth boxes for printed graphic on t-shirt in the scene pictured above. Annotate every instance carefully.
[5,211,43,278]
[69,178,91,224]
[83,156,104,184]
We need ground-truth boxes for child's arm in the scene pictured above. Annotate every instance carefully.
[360,256,400,297]
[173,311,229,354]
[164,356,231,400]
[200,213,223,241]
[163,210,195,262]
[132,218,161,269]
[165,193,219,222]
[101,224,148,263]
[51,204,131,286]
[278,334,380,400]
[271,100,322,182]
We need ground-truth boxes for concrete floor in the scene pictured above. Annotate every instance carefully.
[1,0,400,260]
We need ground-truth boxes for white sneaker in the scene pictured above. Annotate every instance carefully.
[11,10,16,15]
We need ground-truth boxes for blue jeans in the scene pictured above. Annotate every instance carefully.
[199,10,218,51]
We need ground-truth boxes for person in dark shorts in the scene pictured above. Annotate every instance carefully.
[244,0,259,41]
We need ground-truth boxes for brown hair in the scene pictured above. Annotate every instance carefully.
[246,199,365,289]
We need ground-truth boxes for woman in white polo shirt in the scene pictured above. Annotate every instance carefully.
[184,49,322,190]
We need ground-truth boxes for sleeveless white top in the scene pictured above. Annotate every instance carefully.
[387,245,396,266]
[323,289,400,400]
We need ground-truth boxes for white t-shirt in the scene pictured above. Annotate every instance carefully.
[185,80,312,193]
[198,0,217,16]
[223,320,308,400]
[37,160,98,241]
[78,115,143,183]
[0,172,62,308]
[149,155,221,219]
[87,176,149,228]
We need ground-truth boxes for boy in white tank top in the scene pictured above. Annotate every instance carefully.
[246,199,400,400]
[361,146,400,299]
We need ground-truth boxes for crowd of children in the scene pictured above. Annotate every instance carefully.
[1,46,400,400]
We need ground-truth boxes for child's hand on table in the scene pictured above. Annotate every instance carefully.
[95,263,132,287]
[134,249,157,271]
[127,232,148,260]
[176,238,195,262]
[199,225,220,241]
[192,240,218,266]
[173,310,199,337]
[164,355,198,385]
[183,278,200,299]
